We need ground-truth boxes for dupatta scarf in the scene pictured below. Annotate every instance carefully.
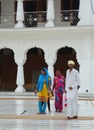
[37,68,51,92]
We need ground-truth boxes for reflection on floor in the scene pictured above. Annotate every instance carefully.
[0,94,94,130]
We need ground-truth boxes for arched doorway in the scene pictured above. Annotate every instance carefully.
[24,47,47,91]
[0,48,17,91]
[54,46,79,77]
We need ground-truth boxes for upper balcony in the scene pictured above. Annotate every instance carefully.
[0,10,79,28]
[0,0,93,29]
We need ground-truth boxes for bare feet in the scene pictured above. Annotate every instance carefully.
[67,116,72,120]
[72,116,78,119]
[37,112,41,114]
[42,112,46,114]
[67,116,78,120]
[56,109,59,112]
[37,112,46,114]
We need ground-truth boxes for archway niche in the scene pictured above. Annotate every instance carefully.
[0,48,17,91]
[54,46,80,77]
[24,47,48,91]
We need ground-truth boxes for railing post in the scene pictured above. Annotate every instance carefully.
[15,0,25,28]
[15,59,25,93]
[45,0,55,27]
[78,0,92,26]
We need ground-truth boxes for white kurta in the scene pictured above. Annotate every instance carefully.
[65,68,80,117]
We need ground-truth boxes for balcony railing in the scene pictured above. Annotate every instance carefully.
[24,11,46,27]
[0,10,79,28]
[60,10,79,26]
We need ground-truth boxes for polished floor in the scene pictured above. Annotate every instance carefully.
[0,93,94,130]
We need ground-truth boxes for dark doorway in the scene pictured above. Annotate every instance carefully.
[14,0,47,12]
[24,1,36,12]
[24,47,47,91]
[0,48,17,91]
[61,0,79,10]
[73,0,79,10]
[54,46,79,77]
[24,0,47,12]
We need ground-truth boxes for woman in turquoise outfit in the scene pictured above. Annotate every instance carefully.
[35,68,52,114]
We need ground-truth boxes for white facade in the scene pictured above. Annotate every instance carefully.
[0,0,94,94]
[0,27,94,94]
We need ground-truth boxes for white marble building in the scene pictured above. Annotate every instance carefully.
[0,0,94,94]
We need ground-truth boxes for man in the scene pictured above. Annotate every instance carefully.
[65,60,80,119]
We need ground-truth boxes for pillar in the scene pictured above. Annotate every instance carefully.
[91,0,94,25]
[45,0,55,27]
[15,59,25,93]
[47,60,54,87]
[79,57,91,94]
[77,56,87,94]
[15,0,25,28]
[48,63,54,85]
[45,53,56,86]
[91,55,94,94]
[78,0,92,26]
[77,37,91,94]
[91,37,94,94]
[54,0,61,25]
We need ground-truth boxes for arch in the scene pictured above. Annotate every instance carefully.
[54,46,80,77]
[0,48,17,91]
[24,47,47,91]
[24,45,46,63]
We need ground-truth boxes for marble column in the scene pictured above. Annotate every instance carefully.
[48,63,54,86]
[78,0,92,26]
[15,59,25,93]
[78,57,91,94]
[91,0,94,25]
[54,0,61,25]
[15,0,25,28]
[77,56,87,94]
[90,37,94,94]
[45,0,55,27]
[45,53,56,86]
[91,55,94,94]
[77,37,91,94]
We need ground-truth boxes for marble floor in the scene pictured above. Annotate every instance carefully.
[0,94,94,130]
[0,120,94,130]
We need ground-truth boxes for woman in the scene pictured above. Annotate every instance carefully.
[53,70,65,112]
[35,68,52,114]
